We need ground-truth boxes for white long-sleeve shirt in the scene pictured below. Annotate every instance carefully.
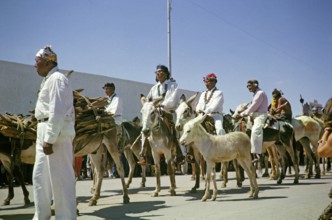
[146,79,180,112]
[196,87,224,115]
[105,93,123,124]
[241,88,268,116]
[35,67,75,144]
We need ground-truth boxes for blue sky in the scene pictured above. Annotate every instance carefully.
[1,0,331,115]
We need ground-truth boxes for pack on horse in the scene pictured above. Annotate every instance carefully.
[232,103,300,184]
[73,91,129,206]
[140,94,182,197]
[0,134,35,206]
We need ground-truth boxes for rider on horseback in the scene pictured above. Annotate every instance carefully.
[269,88,292,123]
[139,65,184,165]
[196,73,225,135]
[238,80,268,162]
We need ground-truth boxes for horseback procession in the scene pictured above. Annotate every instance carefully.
[0,46,331,219]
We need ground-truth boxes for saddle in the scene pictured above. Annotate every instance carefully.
[201,115,216,135]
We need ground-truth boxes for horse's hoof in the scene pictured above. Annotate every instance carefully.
[88,199,97,206]
[201,197,207,202]
[123,195,130,204]
[315,174,321,179]
[140,183,146,188]
[170,190,176,196]
[151,192,158,197]
[293,179,299,184]
[237,182,242,188]
[262,173,269,177]
[221,183,227,188]
[24,198,31,205]
[2,200,10,206]
[277,180,282,185]
[190,188,197,193]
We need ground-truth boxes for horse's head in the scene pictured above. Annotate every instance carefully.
[175,92,198,131]
[180,113,207,146]
[140,94,163,137]
[232,103,250,119]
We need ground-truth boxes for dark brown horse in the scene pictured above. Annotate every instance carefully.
[0,134,35,205]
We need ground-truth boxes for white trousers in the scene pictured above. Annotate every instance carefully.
[33,122,76,220]
[250,112,268,154]
[212,114,226,135]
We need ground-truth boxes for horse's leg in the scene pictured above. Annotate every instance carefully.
[200,158,206,180]
[238,158,259,199]
[88,152,104,206]
[131,144,147,187]
[2,163,14,206]
[201,162,212,201]
[166,155,176,196]
[309,141,321,179]
[275,144,287,184]
[152,151,161,197]
[233,160,243,188]
[111,150,130,204]
[322,157,326,176]
[211,165,218,201]
[221,162,228,188]
[14,165,30,205]
[299,138,315,178]
[262,151,270,178]
[284,140,299,184]
[271,146,281,180]
[193,149,202,191]
[123,149,135,188]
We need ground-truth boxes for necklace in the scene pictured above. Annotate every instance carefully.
[204,88,216,104]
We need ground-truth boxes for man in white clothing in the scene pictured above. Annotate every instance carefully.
[239,80,268,162]
[33,46,76,220]
[196,73,225,135]
[103,82,123,177]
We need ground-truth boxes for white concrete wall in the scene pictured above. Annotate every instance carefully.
[0,60,195,121]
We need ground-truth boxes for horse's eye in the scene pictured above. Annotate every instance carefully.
[187,129,191,133]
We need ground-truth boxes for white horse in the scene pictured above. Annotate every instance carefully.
[179,114,259,201]
[140,95,177,197]
[292,115,322,178]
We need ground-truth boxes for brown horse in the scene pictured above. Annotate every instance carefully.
[140,95,177,197]
[232,103,300,184]
[0,134,35,205]
[74,126,130,206]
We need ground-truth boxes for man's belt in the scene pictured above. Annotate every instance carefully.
[37,118,49,123]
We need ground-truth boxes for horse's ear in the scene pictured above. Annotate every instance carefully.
[187,92,199,106]
[179,94,186,103]
[140,94,147,105]
[230,109,234,115]
[194,113,207,125]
